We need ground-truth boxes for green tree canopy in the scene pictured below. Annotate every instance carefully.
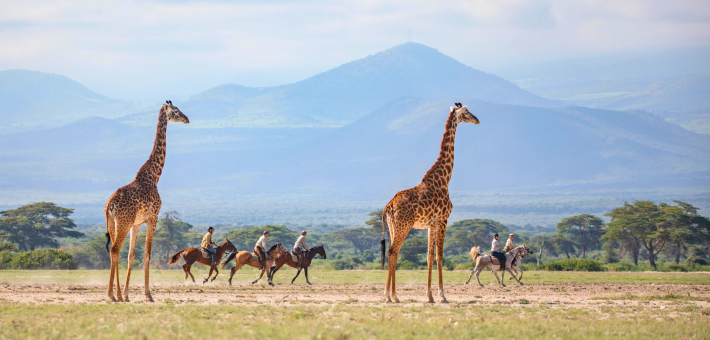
[335,227,379,253]
[444,219,509,255]
[605,201,670,270]
[556,214,605,258]
[223,225,298,251]
[398,235,428,264]
[365,209,383,235]
[153,211,196,266]
[0,202,83,251]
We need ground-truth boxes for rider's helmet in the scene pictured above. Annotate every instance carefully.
[301,230,307,235]
[208,227,214,232]
[264,231,270,235]
[494,233,499,237]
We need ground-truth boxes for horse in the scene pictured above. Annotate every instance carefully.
[167,239,237,284]
[508,245,534,281]
[221,242,289,286]
[464,245,527,287]
[269,245,327,285]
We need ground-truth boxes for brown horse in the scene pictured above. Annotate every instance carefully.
[269,245,326,285]
[167,239,237,284]
[221,242,289,286]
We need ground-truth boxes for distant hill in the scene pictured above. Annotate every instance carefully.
[121,43,559,128]
[0,70,137,134]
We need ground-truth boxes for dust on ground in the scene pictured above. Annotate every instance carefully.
[1,279,709,312]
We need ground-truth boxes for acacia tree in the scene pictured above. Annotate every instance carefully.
[556,214,605,258]
[0,202,83,251]
[337,227,379,254]
[664,201,710,264]
[365,209,384,235]
[152,211,194,267]
[605,201,670,270]
[444,219,509,255]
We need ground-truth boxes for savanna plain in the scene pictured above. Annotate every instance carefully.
[0,269,708,339]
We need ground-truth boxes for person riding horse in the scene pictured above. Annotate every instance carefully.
[201,227,217,265]
[293,230,310,271]
[491,233,506,271]
[503,233,515,252]
[254,231,270,270]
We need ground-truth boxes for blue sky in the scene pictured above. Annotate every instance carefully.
[0,0,708,100]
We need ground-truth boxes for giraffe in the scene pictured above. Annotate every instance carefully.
[104,100,189,302]
[380,103,479,303]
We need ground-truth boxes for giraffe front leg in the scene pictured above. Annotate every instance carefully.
[426,228,436,303]
[435,227,448,303]
[143,217,157,302]
[123,225,140,301]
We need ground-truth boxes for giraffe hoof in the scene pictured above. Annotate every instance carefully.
[427,298,435,304]
[440,299,449,304]
[145,295,154,303]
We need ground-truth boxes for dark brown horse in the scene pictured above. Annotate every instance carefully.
[167,239,237,284]
[269,245,326,285]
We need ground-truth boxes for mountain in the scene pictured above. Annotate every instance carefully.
[121,43,559,128]
[0,70,137,134]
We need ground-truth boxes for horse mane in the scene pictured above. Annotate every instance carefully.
[221,252,238,269]
[268,243,279,252]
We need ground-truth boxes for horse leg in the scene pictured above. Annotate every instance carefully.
[228,264,241,286]
[465,268,475,285]
[252,270,265,285]
[211,267,219,282]
[304,267,311,285]
[518,268,524,281]
[476,268,484,287]
[291,269,301,285]
[492,269,505,287]
[507,268,524,286]
[204,266,213,284]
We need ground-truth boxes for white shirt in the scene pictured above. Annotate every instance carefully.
[505,238,514,249]
[294,235,308,250]
[255,235,267,249]
[491,238,501,253]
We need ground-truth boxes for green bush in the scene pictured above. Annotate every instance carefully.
[545,258,603,272]
[605,261,638,272]
[397,260,422,270]
[686,256,709,266]
[331,259,355,270]
[1,249,77,269]
[666,263,687,272]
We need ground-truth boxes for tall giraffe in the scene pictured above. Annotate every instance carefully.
[380,103,479,303]
[104,101,189,302]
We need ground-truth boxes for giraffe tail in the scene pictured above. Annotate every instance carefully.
[380,204,391,270]
[104,233,111,253]
[167,250,185,265]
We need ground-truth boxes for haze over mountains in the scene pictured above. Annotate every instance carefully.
[1,43,708,226]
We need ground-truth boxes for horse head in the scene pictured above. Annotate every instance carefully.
[224,238,237,252]
[311,244,327,259]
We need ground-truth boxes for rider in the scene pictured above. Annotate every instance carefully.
[491,233,506,271]
[504,233,515,252]
[201,227,217,265]
[254,231,270,270]
[293,230,310,271]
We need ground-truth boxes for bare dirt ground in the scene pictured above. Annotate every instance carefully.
[1,281,709,312]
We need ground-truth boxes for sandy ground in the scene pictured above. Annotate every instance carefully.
[1,281,709,311]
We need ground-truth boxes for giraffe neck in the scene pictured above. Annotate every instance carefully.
[135,107,168,186]
[422,110,458,187]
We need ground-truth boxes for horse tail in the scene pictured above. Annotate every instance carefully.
[167,250,185,265]
[469,246,480,263]
[222,252,238,269]
[380,203,391,270]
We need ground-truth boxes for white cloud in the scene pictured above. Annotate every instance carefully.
[0,0,707,100]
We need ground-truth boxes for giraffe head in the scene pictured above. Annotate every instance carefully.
[450,103,479,124]
[163,100,190,124]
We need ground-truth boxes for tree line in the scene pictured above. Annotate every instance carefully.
[0,200,709,270]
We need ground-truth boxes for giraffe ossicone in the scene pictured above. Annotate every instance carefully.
[104,101,189,302]
[381,103,479,303]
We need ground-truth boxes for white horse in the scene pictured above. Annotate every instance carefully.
[464,245,528,287]
[508,245,533,281]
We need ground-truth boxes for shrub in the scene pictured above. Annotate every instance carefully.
[545,258,603,272]
[666,263,687,272]
[397,260,422,270]
[4,249,77,269]
[605,261,638,272]
[686,256,709,266]
[331,259,355,270]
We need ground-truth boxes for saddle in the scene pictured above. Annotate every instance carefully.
[200,248,211,259]
[290,250,303,262]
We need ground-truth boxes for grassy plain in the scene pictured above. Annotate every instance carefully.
[0,269,709,339]
[0,268,709,286]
